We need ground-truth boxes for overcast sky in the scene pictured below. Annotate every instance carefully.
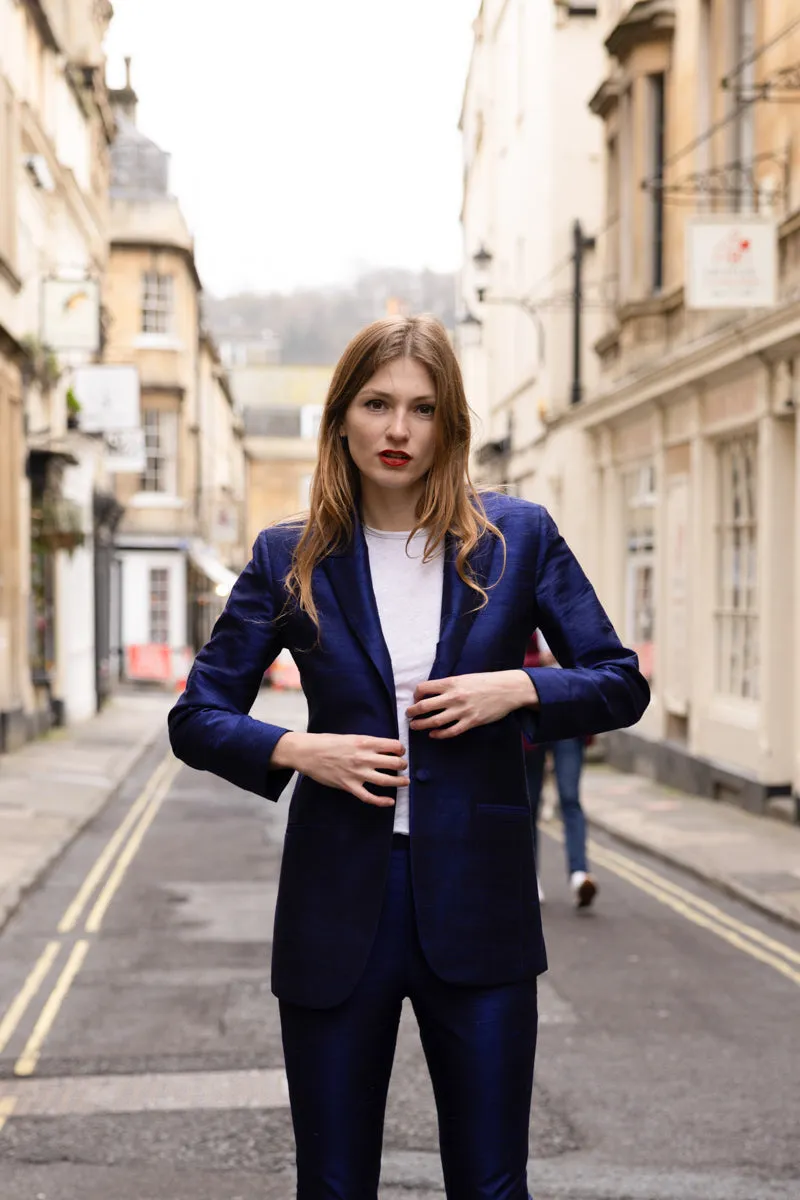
[105,1,476,298]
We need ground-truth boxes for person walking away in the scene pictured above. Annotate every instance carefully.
[524,630,598,909]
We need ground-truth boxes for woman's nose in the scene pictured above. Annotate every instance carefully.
[387,413,410,441]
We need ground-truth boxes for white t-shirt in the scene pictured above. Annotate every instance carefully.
[364,526,444,835]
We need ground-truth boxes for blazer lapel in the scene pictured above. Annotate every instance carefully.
[430,528,499,681]
[322,515,396,707]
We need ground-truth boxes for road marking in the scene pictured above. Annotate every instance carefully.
[590,839,800,967]
[0,1097,17,1132]
[543,825,800,987]
[14,941,90,1077]
[85,758,181,934]
[0,941,61,1055]
[58,752,175,934]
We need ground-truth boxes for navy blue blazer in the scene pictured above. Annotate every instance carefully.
[168,493,649,1008]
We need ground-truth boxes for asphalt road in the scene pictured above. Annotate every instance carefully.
[0,688,797,1200]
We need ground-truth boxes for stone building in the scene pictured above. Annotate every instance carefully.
[104,68,246,684]
[231,362,333,546]
[0,0,116,746]
[460,0,800,818]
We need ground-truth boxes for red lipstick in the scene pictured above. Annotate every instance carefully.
[379,450,412,468]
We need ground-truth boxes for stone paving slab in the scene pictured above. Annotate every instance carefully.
[0,1068,289,1116]
[581,764,800,931]
[0,688,174,934]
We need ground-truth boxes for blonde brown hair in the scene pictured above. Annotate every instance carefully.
[283,313,504,627]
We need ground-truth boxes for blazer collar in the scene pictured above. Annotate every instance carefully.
[322,509,500,707]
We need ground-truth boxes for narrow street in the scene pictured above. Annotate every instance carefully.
[0,689,797,1200]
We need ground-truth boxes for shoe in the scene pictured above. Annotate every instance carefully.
[537,875,545,903]
[570,871,597,909]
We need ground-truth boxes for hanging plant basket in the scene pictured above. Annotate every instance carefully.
[31,495,86,556]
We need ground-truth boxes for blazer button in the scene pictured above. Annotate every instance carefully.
[415,769,431,783]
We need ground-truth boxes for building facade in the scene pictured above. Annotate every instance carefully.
[231,362,333,545]
[104,70,246,685]
[0,0,116,746]
[461,0,800,817]
[459,0,605,495]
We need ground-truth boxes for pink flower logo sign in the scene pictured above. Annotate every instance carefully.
[686,217,776,310]
[711,229,753,266]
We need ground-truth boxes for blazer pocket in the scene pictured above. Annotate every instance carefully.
[476,803,530,820]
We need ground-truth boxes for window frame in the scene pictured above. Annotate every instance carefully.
[148,566,170,645]
[714,432,758,700]
[623,461,657,681]
[141,409,178,495]
[140,272,175,336]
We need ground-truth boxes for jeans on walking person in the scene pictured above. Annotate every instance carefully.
[524,737,597,909]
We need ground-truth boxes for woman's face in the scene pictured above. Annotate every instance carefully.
[342,357,438,499]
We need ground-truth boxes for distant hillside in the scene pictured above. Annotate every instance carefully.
[204,267,456,365]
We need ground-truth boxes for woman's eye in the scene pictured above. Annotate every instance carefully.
[418,405,436,418]
[365,398,384,411]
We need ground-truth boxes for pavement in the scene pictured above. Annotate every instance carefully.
[0,687,175,934]
[1,683,799,938]
[580,764,800,932]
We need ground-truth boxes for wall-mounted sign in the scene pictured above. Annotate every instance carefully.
[685,216,777,310]
[105,427,146,473]
[72,364,144,472]
[72,364,140,431]
[41,277,101,351]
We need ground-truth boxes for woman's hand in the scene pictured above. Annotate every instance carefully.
[272,732,408,807]
[407,670,539,740]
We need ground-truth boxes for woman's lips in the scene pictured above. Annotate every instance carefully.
[379,452,412,468]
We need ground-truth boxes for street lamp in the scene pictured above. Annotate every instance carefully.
[455,308,483,350]
[472,244,493,303]
[469,244,546,372]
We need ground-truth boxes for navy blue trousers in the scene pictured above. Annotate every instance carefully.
[280,839,539,1199]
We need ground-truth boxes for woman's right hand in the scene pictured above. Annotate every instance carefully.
[271,732,408,807]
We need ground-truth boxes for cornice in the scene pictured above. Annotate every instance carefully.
[110,240,202,292]
[589,74,622,118]
[580,296,800,428]
[605,0,675,62]
[22,1,60,53]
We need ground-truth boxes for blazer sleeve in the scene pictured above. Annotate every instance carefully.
[518,508,650,743]
[168,531,296,801]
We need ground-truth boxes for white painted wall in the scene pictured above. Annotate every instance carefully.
[119,550,187,651]
[56,449,97,723]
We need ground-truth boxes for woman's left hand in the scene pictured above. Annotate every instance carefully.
[407,670,539,739]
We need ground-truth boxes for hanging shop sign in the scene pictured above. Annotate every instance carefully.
[71,364,145,472]
[41,277,101,351]
[685,216,777,310]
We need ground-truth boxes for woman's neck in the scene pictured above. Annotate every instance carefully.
[359,481,423,532]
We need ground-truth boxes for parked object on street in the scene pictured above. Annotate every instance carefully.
[523,631,598,910]
[169,315,649,1199]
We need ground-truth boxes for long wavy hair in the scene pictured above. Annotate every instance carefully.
[283,313,504,628]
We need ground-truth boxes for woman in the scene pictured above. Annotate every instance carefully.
[169,314,649,1200]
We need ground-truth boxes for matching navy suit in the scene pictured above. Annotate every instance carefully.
[168,492,650,1198]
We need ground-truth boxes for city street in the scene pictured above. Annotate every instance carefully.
[0,689,798,1200]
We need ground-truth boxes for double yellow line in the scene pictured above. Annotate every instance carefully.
[0,752,180,1087]
[544,825,800,987]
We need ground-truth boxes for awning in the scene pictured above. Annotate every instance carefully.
[187,542,238,598]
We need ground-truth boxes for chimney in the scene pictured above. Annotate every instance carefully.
[109,56,138,123]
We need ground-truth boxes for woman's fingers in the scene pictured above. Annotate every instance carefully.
[368,754,408,773]
[353,788,396,807]
[429,718,471,739]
